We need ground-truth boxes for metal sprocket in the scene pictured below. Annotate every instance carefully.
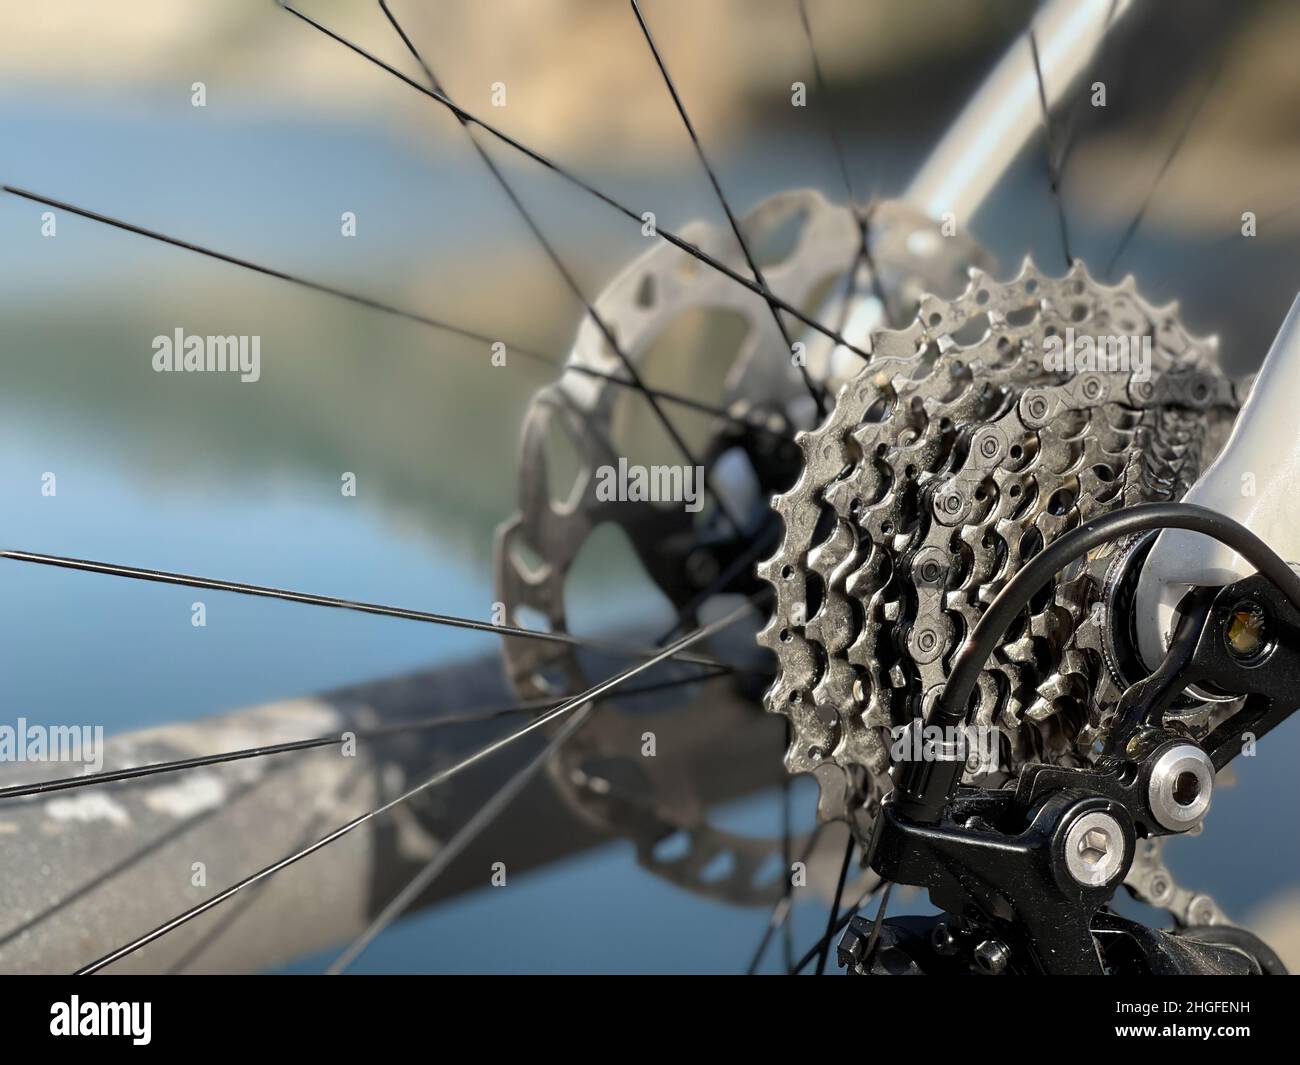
[758,259,1241,842]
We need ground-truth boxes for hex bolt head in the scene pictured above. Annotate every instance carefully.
[930,923,958,956]
[973,939,1010,975]
[1063,811,1127,887]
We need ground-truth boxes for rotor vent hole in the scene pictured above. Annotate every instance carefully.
[751,852,783,888]
[635,273,657,309]
[744,204,809,269]
[699,850,737,884]
[543,416,587,512]
[652,830,692,864]
[514,605,554,634]
[610,307,749,461]
[509,536,549,582]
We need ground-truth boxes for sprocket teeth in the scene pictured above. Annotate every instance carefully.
[762,256,1241,847]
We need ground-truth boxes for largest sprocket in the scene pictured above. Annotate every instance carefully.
[758,259,1242,842]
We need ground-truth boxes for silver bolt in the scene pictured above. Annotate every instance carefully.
[973,939,1010,975]
[1063,811,1127,887]
[1147,744,1215,833]
[1079,828,1109,864]
[930,923,958,956]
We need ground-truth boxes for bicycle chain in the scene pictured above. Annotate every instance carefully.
[1124,837,1230,928]
[758,259,1242,840]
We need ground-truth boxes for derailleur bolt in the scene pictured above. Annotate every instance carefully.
[972,939,1010,975]
[1063,810,1127,886]
[930,923,959,956]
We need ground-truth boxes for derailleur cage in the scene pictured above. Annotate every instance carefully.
[843,572,1300,975]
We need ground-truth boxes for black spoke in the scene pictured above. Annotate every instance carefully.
[745,815,823,975]
[791,802,891,974]
[1028,28,1074,269]
[0,667,728,802]
[1103,42,1231,279]
[166,763,369,974]
[794,2,893,330]
[1147,195,1300,291]
[855,203,896,330]
[376,3,742,534]
[629,0,827,418]
[1,185,530,354]
[746,896,792,976]
[326,699,594,973]
[789,881,876,975]
[653,516,782,644]
[0,764,283,954]
[863,879,894,959]
[0,549,737,673]
[277,1,873,365]
[71,600,758,974]
[795,0,861,212]
[1051,0,1120,183]
[781,725,795,972]
[814,832,855,975]
[0,186,784,442]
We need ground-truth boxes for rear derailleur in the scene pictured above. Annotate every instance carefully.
[838,572,1297,975]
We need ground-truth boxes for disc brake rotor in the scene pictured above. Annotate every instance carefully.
[495,190,980,902]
